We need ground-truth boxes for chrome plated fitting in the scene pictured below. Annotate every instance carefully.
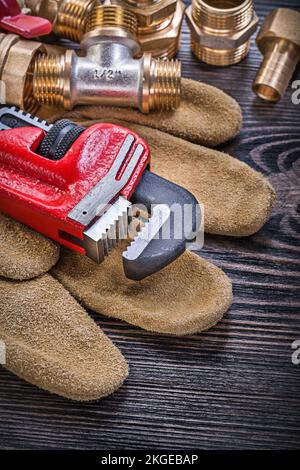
[33,4,181,112]
[186,0,258,66]
[114,0,185,58]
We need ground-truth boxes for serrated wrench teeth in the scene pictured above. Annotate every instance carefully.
[123,204,171,261]
[0,106,51,132]
[83,196,131,263]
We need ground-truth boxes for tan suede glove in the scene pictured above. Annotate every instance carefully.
[0,79,275,400]
[0,215,128,401]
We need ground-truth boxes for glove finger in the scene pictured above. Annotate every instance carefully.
[0,213,60,280]
[0,274,128,401]
[125,125,276,237]
[39,78,242,147]
[52,245,233,336]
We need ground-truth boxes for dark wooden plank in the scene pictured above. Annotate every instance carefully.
[0,0,299,450]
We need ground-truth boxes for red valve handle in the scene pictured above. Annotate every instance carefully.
[0,0,52,38]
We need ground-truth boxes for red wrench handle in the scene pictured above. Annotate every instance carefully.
[0,123,150,252]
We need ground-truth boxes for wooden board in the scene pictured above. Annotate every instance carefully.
[0,0,299,450]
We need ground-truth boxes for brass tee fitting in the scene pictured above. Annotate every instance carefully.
[114,0,186,58]
[253,8,300,102]
[0,33,45,112]
[33,5,181,112]
[186,0,258,66]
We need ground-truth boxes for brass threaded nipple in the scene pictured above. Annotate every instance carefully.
[86,5,138,36]
[55,0,98,42]
[188,0,257,66]
[33,53,65,106]
[148,58,181,111]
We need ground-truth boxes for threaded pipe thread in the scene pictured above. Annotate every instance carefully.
[148,58,181,111]
[24,57,40,113]
[191,37,250,65]
[192,0,254,33]
[86,5,138,36]
[55,0,98,42]
[33,53,65,106]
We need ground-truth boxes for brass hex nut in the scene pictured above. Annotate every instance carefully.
[115,0,178,31]
[186,5,258,51]
[137,0,185,57]
[256,8,300,51]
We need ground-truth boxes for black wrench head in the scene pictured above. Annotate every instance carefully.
[122,170,201,281]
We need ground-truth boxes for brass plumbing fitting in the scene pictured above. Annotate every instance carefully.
[186,0,258,66]
[114,0,186,58]
[33,4,181,112]
[0,33,45,112]
[23,0,98,42]
[24,0,184,59]
[253,8,300,102]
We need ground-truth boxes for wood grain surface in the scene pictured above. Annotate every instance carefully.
[0,0,299,450]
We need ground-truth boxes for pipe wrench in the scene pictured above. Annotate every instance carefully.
[0,106,200,280]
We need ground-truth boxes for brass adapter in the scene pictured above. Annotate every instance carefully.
[114,0,186,58]
[24,0,98,42]
[186,0,258,66]
[253,8,300,102]
[33,4,181,112]
[0,33,45,112]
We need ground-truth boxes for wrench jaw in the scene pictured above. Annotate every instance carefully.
[123,238,187,281]
[82,196,131,263]
[0,105,51,131]
[81,170,201,281]
[122,170,201,281]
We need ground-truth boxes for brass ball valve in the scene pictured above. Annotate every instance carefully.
[186,0,258,66]
[33,4,181,112]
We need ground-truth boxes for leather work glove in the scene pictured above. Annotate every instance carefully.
[0,215,128,401]
[0,79,275,400]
